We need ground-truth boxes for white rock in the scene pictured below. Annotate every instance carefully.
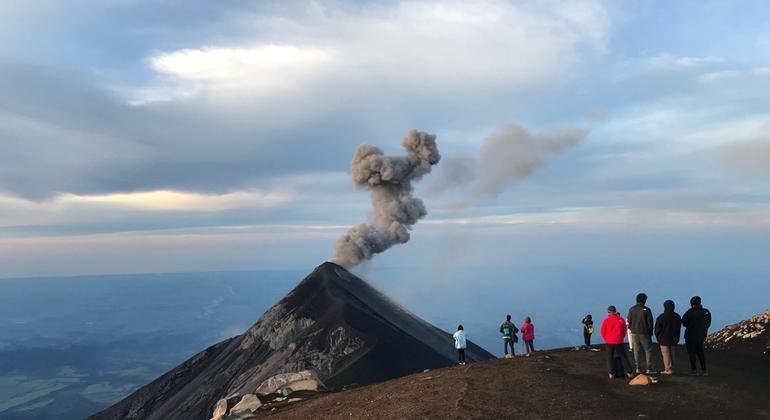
[255,370,324,396]
[226,394,262,419]
[211,394,241,420]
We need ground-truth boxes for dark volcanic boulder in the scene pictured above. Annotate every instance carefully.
[89,261,494,420]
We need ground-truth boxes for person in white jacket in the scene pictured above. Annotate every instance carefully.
[453,325,467,365]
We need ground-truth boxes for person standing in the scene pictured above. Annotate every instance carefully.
[499,315,519,357]
[654,300,682,375]
[601,305,634,379]
[582,314,594,349]
[521,316,535,354]
[627,293,656,374]
[453,325,467,365]
[682,296,711,376]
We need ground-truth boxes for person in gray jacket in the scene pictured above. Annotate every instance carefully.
[627,293,656,374]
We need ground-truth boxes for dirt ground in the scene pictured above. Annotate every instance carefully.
[258,345,770,419]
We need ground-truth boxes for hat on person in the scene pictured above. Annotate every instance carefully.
[607,305,617,313]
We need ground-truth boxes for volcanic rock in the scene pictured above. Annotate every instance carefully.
[227,394,261,418]
[89,262,494,420]
[706,309,770,354]
[628,374,652,386]
[210,395,240,420]
[255,370,323,396]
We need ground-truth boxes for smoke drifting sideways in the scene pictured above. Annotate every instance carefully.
[430,123,587,202]
[334,130,441,268]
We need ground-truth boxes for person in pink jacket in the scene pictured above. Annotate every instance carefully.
[521,316,535,354]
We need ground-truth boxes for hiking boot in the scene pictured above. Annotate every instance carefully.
[661,370,673,375]
[700,371,708,377]
[608,373,615,379]
[645,369,658,375]
[626,372,635,379]
[688,370,698,376]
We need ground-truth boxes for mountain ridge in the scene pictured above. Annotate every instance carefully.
[89,261,494,420]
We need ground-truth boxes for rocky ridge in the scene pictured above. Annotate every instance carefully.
[706,309,770,350]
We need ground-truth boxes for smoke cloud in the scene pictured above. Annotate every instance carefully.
[334,129,441,268]
[430,123,587,201]
[720,137,770,177]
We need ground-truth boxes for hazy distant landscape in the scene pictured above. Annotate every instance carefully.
[1,264,767,419]
[0,271,300,420]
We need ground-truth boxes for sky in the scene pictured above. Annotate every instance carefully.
[1,0,769,277]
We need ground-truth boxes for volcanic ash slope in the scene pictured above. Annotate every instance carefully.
[89,261,494,420]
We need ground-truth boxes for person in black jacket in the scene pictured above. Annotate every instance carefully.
[682,295,711,376]
[627,293,655,374]
[654,300,682,374]
[582,314,594,349]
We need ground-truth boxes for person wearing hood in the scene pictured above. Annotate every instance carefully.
[601,305,635,379]
[521,316,535,354]
[453,325,467,365]
[654,300,682,375]
[682,296,711,376]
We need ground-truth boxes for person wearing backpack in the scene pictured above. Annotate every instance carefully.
[654,300,682,375]
[521,316,535,354]
[582,314,594,349]
[453,325,467,365]
[682,296,711,376]
[499,314,519,357]
[601,305,634,379]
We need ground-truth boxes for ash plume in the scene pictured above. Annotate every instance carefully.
[334,129,440,268]
[430,123,587,201]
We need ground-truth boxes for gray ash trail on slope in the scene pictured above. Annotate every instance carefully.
[334,129,440,268]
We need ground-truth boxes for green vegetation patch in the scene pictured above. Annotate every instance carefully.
[81,382,138,405]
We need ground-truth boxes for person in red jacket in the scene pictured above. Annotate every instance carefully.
[521,316,535,354]
[601,305,635,379]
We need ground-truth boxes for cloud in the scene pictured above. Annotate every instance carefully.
[140,44,333,103]
[698,67,770,83]
[720,137,770,177]
[0,1,609,202]
[645,53,722,71]
[62,189,294,212]
[0,188,296,233]
[135,0,609,102]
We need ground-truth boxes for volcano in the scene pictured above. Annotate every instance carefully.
[89,262,494,420]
